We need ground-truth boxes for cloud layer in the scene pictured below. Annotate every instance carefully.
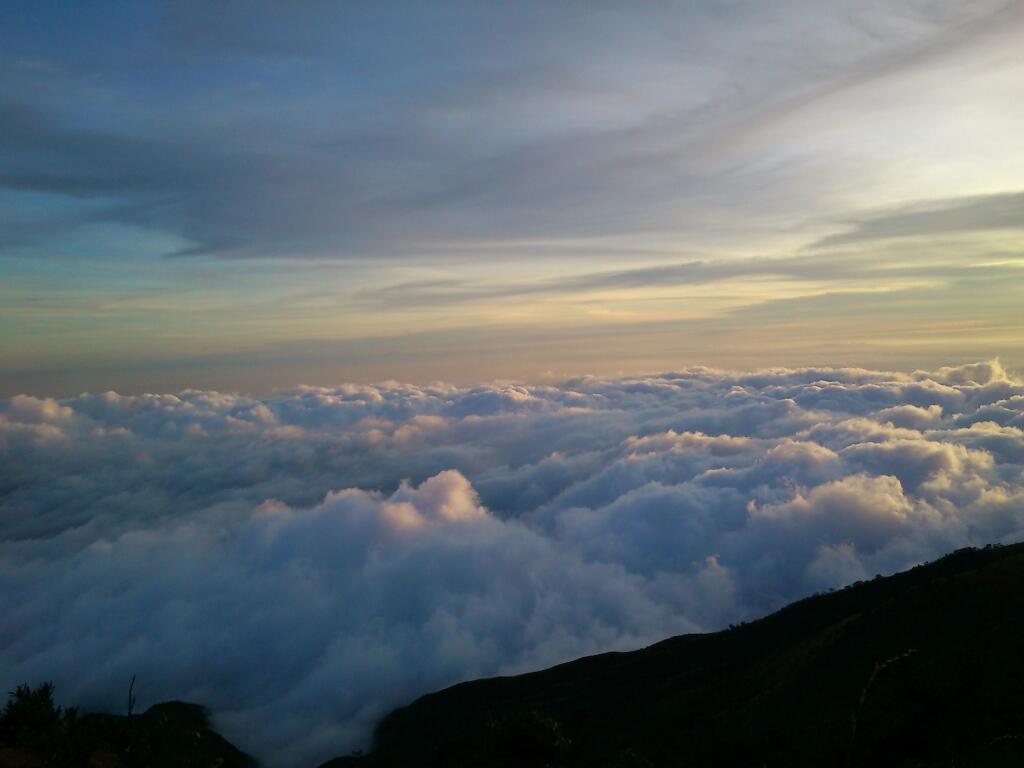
[3,361,1024,765]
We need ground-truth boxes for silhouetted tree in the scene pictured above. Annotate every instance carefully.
[0,681,81,764]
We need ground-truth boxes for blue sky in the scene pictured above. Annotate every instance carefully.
[2,0,1023,395]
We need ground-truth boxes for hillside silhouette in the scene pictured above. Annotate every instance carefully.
[328,542,1024,768]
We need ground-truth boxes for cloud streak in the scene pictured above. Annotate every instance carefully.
[814,191,1024,247]
[358,234,1024,310]
[3,361,1024,765]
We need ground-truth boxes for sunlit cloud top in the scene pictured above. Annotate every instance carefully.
[1,1,1023,394]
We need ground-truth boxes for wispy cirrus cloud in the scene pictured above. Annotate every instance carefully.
[2,1,1019,261]
[358,223,1024,310]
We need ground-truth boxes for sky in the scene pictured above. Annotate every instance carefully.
[1,0,1023,396]
[3,5,1024,765]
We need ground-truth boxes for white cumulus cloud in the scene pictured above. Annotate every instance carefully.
[2,360,1023,765]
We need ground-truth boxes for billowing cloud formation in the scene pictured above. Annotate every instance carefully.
[3,361,1024,765]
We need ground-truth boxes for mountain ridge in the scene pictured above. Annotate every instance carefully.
[326,542,1024,767]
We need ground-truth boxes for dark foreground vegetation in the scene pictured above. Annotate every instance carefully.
[0,684,253,768]
[4,543,1024,767]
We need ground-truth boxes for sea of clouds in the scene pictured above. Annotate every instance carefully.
[2,360,1024,765]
